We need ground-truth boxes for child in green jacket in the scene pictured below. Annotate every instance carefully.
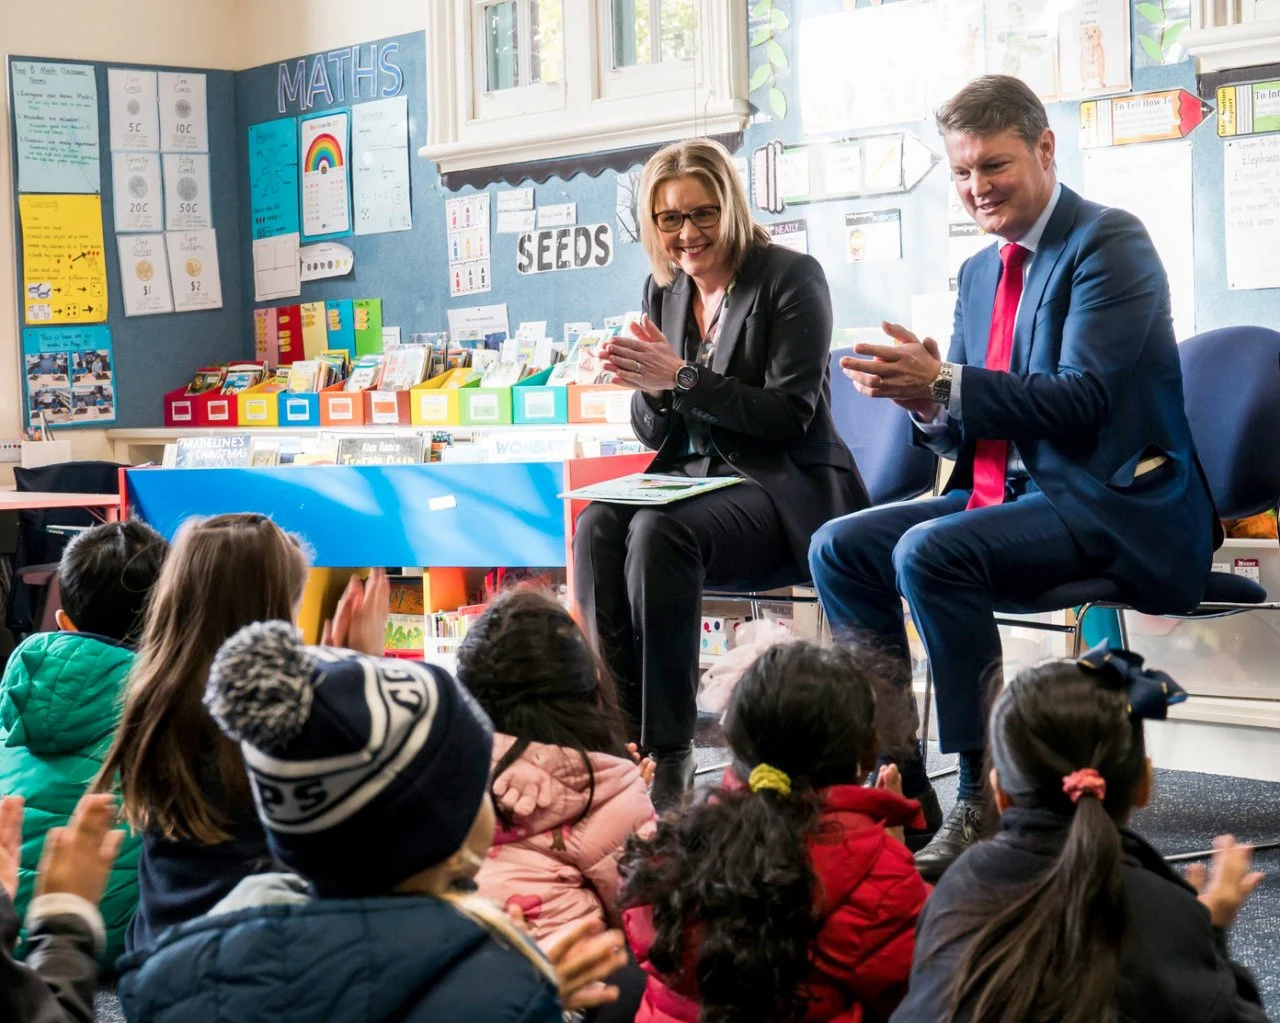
[0,520,168,968]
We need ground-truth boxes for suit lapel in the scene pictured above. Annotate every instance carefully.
[966,246,1000,367]
[665,273,691,361]
[1010,186,1079,374]
[711,247,766,375]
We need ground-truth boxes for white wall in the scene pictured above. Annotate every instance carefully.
[0,0,427,475]
[0,0,248,471]
[237,0,427,68]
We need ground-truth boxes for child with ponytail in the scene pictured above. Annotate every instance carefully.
[619,640,930,1023]
[891,643,1268,1023]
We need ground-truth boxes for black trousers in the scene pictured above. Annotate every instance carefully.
[573,481,792,753]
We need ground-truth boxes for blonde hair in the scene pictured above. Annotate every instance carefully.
[95,513,309,843]
[442,892,560,987]
[639,137,770,287]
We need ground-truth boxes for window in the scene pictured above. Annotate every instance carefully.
[424,0,749,176]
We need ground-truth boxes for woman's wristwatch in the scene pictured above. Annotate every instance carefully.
[674,363,700,393]
[929,363,955,406]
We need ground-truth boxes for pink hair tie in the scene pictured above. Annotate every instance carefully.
[1062,768,1107,804]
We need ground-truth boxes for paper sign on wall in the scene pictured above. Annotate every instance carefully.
[845,209,903,262]
[538,203,577,228]
[1224,135,1280,291]
[300,301,329,357]
[326,299,356,356]
[299,241,354,280]
[1218,78,1280,137]
[112,152,163,232]
[354,298,384,355]
[248,117,300,239]
[11,61,100,194]
[20,194,107,324]
[300,110,352,239]
[516,224,614,275]
[116,233,174,316]
[108,68,159,152]
[158,72,208,152]
[165,229,223,311]
[768,219,809,253]
[446,193,491,297]
[162,153,213,230]
[351,95,411,235]
[255,307,280,365]
[252,232,301,301]
[23,325,116,427]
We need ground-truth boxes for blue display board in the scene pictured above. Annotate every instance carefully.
[125,462,567,568]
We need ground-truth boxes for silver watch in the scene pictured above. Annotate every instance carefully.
[929,363,955,406]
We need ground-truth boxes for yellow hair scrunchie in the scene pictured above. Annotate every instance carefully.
[748,763,792,797]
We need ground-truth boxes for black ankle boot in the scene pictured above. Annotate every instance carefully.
[650,747,696,813]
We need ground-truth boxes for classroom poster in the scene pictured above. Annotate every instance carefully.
[10,61,100,194]
[116,233,175,316]
[252,233,301,301]
[162,153,214,231]
[255,308,280,365]
[353,298,384,355]
[157,72,209,152]
[22,325,116,427]
[19,194,108,324]
[300,110,352,239]
[111,152,163,232]
[300,301,329,357]
[325,299,357,356]
[165,229,223,311]
[351,96,412,235]
[768,219,809,254]
[248,117,300,239]
[1083,141,1195,336]
[1223,135,1280,291]
[107,68,160,151]
[445,193,491,297]
[845,209,903,262]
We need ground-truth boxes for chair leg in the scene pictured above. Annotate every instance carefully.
[920,661,958,780]
[694,759,730,778]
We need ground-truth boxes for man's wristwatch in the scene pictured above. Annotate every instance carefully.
[674,363,700,393]
[929,363,955,406]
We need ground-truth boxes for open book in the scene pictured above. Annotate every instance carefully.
[560,473,743,506]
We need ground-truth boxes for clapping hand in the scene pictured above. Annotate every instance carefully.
[35,794,125,907]
[545,917,629,1012]
[321,568,391,656]
[841,322,943,415]
[1186,835,1264,929]
[0,796,24,902]
[601,316,684,397]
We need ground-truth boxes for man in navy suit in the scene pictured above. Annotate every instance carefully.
[809,75,1218,879]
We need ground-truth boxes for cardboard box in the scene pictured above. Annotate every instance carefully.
[237,383,283,427]
[163,387,238,428]
[278,391,322,427]
[409,369,475,427]
[365,388,414,426]
[569,383,633,424]
[319,382,366,427]
[460,385,514,426]
[513,367,569,424]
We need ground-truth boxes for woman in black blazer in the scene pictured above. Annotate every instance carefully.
[575,138,869,808]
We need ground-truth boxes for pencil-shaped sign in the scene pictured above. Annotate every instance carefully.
[1079,89,1212,149]
[752,133,938,214]
[1218,79,1280,137]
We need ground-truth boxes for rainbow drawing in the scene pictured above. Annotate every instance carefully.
[305,133,344,172]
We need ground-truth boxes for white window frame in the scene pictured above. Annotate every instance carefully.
[1183,0,1280,70]
[423,0,750,174]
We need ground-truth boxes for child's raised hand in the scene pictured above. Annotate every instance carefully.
[34,794,124,907]
[0,795,25,902]
[321,568,391,657]
[627,743,657,787]
[545,917,627,1012]
[1186,835,1264,929]
[493,762,554,818]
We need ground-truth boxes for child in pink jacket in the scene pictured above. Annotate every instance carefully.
[457,588,656,952]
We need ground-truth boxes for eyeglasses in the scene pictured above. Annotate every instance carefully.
[653,205,722,233]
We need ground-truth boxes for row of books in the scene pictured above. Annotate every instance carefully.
[171,432,438,468]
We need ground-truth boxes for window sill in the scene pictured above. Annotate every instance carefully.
[1182,18,1280,72]
[420,98,750,176]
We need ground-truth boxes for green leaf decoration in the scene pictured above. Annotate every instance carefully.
[767,38,788,68]
[769,87,787,119]
[751,26,773,45]
[752,0,773,15]
[1139,32,1165,61]
[749,63,773,91]
[770,7,791,30]
[1136,2,1164,22]
[1164,19,1190,46]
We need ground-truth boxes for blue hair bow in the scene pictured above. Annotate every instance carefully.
[1076,641,1187,721]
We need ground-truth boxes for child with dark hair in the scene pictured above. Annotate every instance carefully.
[117,622,629,1023]
[890,644,1268,1023]
[619,640,930,1023]
[457,589,655,942]
[0,520,167,966]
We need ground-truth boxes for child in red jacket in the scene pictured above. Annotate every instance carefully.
[619,641,930,1023]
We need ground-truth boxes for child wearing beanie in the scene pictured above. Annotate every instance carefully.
[115,621,627,1023]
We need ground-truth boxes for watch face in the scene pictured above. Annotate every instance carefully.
[676,365,699,389]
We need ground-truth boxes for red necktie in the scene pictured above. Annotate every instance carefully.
[967,243,1028,510]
